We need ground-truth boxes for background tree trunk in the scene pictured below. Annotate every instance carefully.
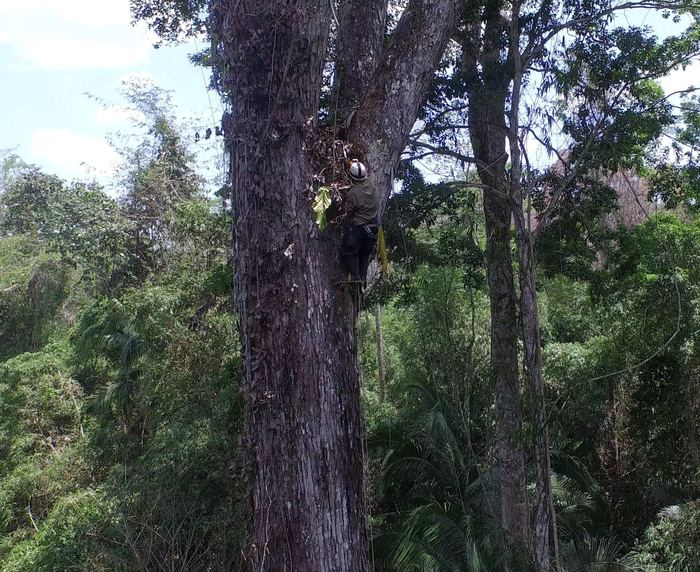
[214,3,369,570]
[686,365,700,471]
[476,156,532,569]
[513,206,557,572]
[461,10,531,566]
[375,302,387,403]
[508,10,557,565]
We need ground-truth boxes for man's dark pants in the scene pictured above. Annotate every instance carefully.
[341,224,378,283]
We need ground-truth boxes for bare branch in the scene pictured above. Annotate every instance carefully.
[407,139,489,170]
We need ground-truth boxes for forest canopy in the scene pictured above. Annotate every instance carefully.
[1,0,700,570]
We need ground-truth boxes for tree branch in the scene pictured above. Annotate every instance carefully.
[349,0,467,207]
[407,139,488,170]
[524,0,694,67]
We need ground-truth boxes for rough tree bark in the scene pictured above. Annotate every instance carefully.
[335,0,388,117]
[213,0,469,569]
[213,3,367,570]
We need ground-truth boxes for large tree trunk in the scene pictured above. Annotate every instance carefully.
[214,0,470,568]
[214,3,368,570]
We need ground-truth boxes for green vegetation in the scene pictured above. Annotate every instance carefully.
[2,6,700,569]
[3,104,700,570]
[1,84,241,571]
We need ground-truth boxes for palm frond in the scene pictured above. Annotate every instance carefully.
[557,533,633,572]
[371,383,506,571]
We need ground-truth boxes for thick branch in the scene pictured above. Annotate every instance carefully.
[349,0,467,204]
[335,0,388,118]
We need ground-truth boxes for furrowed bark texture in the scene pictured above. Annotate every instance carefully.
[335,0,388,116]
[350,0,466,206]
[462,8,531,567]
[214,2,368,570]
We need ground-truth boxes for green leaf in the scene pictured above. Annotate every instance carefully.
[312,186,331,230]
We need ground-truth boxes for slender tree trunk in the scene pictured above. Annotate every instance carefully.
[214,3,368,570]
[375,302,387,403]
[481,178,531,568]
[513,205,558,571]
[462,10,531,565]
[687,365,700,469]
[469,106,531,567]
[508,10,558,565]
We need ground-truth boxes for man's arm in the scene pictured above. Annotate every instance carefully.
[345,188,357,222]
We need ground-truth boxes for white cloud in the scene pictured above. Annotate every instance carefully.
[95,106,146,126]
[0,0,151,70]
[0,0,131,28]
[31,129,121,182]
[14,35,149,71]
[659,60,699,96]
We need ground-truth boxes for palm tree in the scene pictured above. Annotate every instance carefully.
[557,534,633,571]
[370,385,633,571]
[75,301,141,424]
[370,385,507,571]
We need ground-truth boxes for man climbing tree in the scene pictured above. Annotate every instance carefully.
[340,160,379,286]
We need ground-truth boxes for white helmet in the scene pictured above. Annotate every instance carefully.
[348,160,367,180]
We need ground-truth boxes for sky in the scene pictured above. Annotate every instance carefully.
[0,0,223,192]
[513,9,700,172]
[0,1,697,190]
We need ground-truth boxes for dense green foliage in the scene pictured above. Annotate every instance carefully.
[2,2,700,566]
[3,147,700,572]
[361,204,700,570]
[0,86,241,571]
